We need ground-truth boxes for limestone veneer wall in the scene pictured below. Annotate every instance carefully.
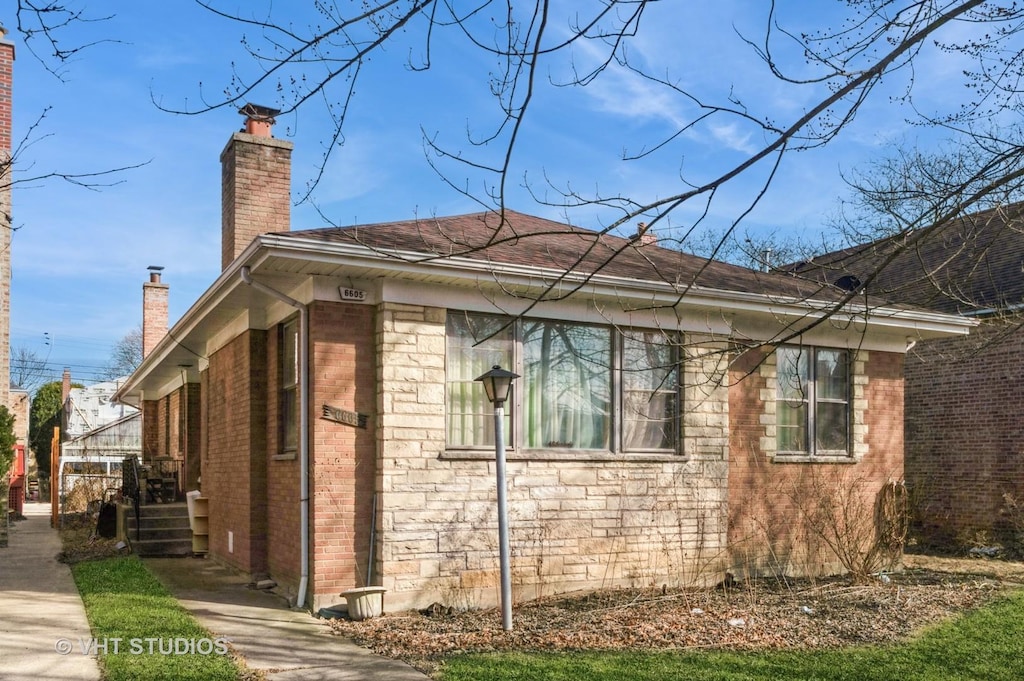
[375,302,731,611]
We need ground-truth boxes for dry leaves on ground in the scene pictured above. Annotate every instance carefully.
[329,555,1024,675]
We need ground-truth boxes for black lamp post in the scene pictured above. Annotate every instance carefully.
[475,364,518,630]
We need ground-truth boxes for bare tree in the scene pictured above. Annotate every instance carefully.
[688,227,839,273]
[100,327,143,381]
[810,132,1024,320]
[151,2,1024,323]
[0,4,140,205]
[10,345,48,392]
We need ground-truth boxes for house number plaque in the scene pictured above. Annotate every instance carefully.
[322,404,368,429]
[340,287,367,301]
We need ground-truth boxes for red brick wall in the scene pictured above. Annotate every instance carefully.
[905,322,1024,547]
[728,349,904,575]
[140,384,200,494]
[183,383,201,491]
[265,318,301,586]
[307,302,377,600]
[167,389,180,458]
[202,330,269,576]
[142,401,160,459]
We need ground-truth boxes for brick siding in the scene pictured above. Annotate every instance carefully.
[306,301,378,605]
[202,330,268,576]
[728,348,904,577]
[260,302,379,605]
[140,383,200,494]
[264,322,301,589]
[142,402,160,459]
[905,322,1024,548]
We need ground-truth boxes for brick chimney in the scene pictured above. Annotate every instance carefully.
[0,25,14,411]
[143,266,169,358]
[221,103,293,270]
[635,222,656,247]
[61,368,71,404]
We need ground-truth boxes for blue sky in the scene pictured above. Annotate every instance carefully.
[5,1,968,385]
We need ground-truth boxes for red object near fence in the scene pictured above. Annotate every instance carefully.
[7,445,25,517]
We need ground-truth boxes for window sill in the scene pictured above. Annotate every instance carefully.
[440,449,685,463]
[273,452,297,462]
[771,454,856,464]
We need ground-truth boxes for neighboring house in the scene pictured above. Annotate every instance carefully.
[790,204,1024,550]
[9,387,29,460]
[58,376,141,513]
[63,377,137,439]
[113,107,972,611]
[58,412,141,513]
[9,388,28,444]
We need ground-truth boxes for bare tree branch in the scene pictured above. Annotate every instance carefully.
[173,1,1024,355]
[13,1,118,79]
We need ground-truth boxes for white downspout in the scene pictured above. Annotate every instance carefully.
[240,266,311,609]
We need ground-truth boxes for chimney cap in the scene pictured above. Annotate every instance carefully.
[239,103,281,122]
[147,265,165,272]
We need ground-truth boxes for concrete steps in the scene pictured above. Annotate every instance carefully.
[127,502,193,557]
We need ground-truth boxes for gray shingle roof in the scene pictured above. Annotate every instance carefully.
[282,209,836,301]
[790,204,1024,315]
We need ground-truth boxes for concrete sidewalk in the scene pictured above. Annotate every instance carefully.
[0,501,101,681]
[145,556,429,680]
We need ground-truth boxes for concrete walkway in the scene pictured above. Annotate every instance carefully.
[0,500,424,680]
[0,501,101,681]
[145,557,429,680]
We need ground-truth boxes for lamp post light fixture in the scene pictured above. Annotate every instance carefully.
[475,364,519,631]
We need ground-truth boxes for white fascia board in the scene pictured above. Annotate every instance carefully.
[261,236,976,338]
[378,278,735,336]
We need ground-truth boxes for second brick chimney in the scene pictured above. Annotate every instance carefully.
[221,104,293,270]
[143,266,169,358]
[61,367,71,404]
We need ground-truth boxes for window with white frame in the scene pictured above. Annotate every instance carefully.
[776,345,850,456]
[280,317,299,453]
[446,312,680,453]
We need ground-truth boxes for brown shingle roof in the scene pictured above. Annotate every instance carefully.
[283,210,836,301]
[791,204,1024,315]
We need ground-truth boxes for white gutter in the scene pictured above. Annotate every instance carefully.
[257,235,977,336]
[117,234,975,410]
[240,266,311,610]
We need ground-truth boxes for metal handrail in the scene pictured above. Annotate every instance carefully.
[122,455,142,541]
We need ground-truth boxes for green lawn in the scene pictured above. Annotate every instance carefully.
[439,589,1024,681]
[71,556,243,681]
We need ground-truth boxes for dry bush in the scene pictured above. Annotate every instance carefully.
[788,469,907,584]
[1001,493,1024,558]
[57,513,122,564]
